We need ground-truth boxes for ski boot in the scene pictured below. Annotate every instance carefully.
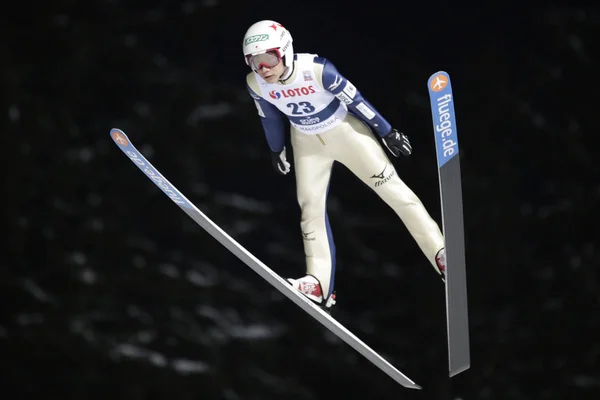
[287,274,336,315]
[435,248,447,282]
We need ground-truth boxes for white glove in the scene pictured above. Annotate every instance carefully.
[271,147,291,175]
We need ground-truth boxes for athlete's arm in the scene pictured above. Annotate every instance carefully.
[246,74,286,152]
[314,57,392,137]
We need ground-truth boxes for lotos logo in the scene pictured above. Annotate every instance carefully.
[429,73,448,92]
[269,85,316,99]
[111,129,128,147]
[244,34,269,46]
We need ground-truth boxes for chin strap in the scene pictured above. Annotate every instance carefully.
[278,60,294,83]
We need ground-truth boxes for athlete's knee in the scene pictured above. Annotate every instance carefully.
[298,194,325,221]
[377,177,421,202]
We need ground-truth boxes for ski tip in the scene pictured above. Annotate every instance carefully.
[408,383,422,390]
[428,70,449,80]
[110,128,129,148]
[427,71,451,93]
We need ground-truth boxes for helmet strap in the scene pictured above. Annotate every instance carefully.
[278,60,294,83]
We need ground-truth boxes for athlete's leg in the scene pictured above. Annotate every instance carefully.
[333,115,445,275]
[291,130,337,298]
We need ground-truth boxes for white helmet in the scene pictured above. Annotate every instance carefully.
[242,20,294,69]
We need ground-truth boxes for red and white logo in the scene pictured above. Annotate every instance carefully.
[269,85,316,99]
[298,281,322,298]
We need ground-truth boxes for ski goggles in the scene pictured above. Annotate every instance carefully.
[247,50,281,71]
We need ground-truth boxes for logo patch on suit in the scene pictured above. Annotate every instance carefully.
[370,164,395,187]
[302,231,316,241]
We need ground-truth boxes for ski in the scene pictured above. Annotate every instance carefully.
[109,128,421,389]
[427,72,471,377]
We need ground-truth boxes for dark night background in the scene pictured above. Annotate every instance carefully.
[3,1,599,399]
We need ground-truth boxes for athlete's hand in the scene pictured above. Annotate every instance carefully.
[271,147,291,175]
[382,129,412,157]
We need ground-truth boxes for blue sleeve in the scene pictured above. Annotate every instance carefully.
[246,84,286,152]
[315,57,392,138]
